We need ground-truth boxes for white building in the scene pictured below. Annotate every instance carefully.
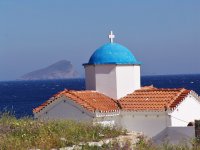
[83,31,141,99]
[33,32,200,137]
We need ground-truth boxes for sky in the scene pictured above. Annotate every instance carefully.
[0,0,200,81]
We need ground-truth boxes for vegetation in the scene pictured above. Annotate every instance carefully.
[0,112,125,150]
[1,112,200,149]
[134,134,200,150]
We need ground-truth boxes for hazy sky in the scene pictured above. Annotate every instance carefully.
[0,0,200,81]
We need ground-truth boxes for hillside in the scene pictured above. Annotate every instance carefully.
[19,60,80,80]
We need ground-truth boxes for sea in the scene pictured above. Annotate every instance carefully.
[0,74,200,118]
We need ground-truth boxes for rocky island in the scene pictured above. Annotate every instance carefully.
[19,60,80,80]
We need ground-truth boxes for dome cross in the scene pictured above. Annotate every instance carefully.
[108,31,115,43]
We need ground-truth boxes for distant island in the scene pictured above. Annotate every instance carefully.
[19,60,80,80]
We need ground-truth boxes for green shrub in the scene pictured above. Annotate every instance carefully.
[0,113,125,149]
[1,112,200,149]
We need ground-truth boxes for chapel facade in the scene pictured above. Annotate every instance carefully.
[33,32,200,137]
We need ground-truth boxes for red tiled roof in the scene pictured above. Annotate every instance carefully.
[33,90,120,113]
[118,87,191,111]
[33,87,192,114]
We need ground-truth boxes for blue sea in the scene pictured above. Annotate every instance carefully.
[0,74,200,118]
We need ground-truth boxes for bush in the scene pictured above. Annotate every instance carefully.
[0,113,125,149]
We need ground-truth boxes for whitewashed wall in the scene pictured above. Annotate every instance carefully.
[94,111,120,126]
[116,65,141,99]
[118,111,170,137]
[34,96,94,121]
[95,65,117,99]
[84,64,141,99]
[170,93,200,126]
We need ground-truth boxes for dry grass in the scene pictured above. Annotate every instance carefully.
[1,112,200,149]
[134,134,200,150]
[0,112,125,150]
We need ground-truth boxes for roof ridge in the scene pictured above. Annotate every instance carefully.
[135,87,185,93]
[65,91,96,112]
[70,90,120,111]
[33,89,67,113]
[167,88,190,109]
[118,87,193,111]
[121,87,184,99]
[33,90,120,114]
[152,88,183,91]
[68,90,120,112]
[140,85,157,90]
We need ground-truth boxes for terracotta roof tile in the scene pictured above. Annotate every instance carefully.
[118,87,191,111]
[33,86,192,114]
[33,90,120,113]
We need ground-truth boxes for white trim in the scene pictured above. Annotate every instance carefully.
[95,111,120,117]
[170,92,200,114]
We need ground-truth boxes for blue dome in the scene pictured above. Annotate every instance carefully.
[84,43,141,65]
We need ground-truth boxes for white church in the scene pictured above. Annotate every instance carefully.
[33,32,200,137]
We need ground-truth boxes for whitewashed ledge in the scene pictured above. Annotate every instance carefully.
[29,131,142,150]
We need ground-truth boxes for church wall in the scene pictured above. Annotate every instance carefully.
[84,64,141,99]
[170,94,200,126]
[95,65,117,99]
[93,112,120,126]
[34,97,94,121]
[84,65,96,90]
[116,65,141,99]
[118,111,170,137]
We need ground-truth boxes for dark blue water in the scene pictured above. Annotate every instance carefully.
[0,75,200,118]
